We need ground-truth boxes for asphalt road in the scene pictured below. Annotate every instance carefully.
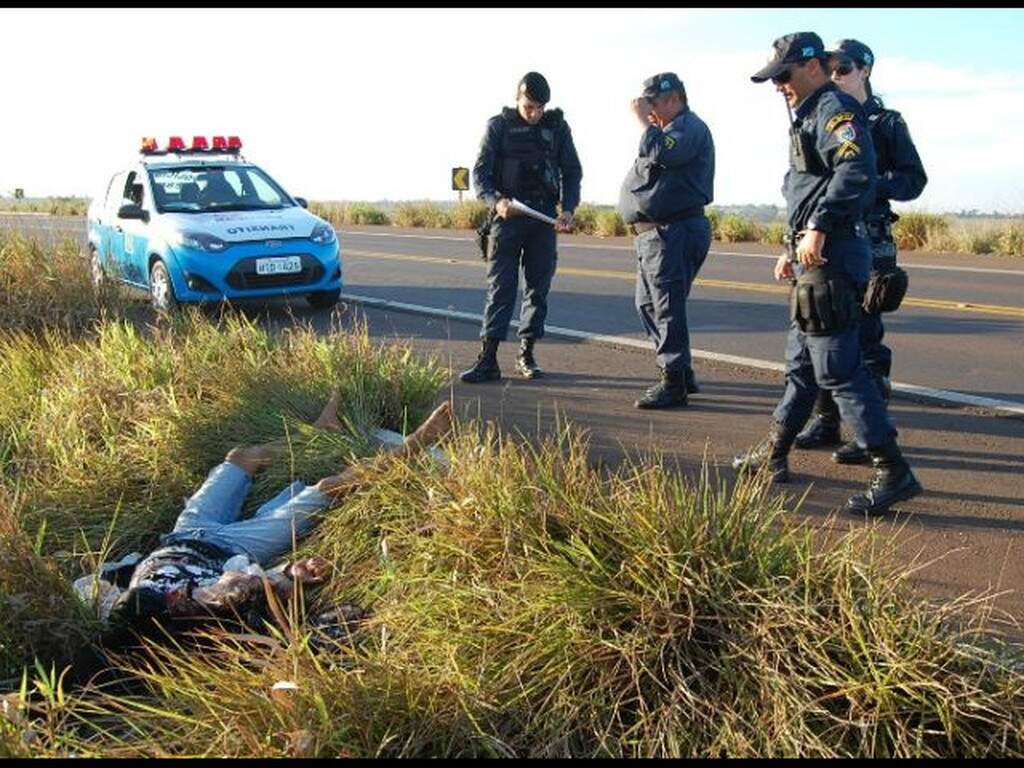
[7,214,1021,407]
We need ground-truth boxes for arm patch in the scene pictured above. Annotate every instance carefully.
[663,135,677,149]
[825,112,856,132]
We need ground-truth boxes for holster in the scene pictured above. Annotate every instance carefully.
[789,268,860,336]
[476,211,495,261]
[862,266,909,314]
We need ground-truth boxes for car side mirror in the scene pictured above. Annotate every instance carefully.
[295,197,308,209]
[117,204,149,222]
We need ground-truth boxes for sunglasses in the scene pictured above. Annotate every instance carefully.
[771,67,795,85]
[831,62,855,76]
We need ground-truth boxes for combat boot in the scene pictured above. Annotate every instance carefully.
[634,369,688,409]
[794,415,842,450]
[460,338,501,384]
[684,367,700,394]
[832,440,869,465]
[731,423,798,483]
[846,441,923,516]
[515,338,544,379]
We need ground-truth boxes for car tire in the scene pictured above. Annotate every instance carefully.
[306,289,341,309]
[89,248,107,289]
[149,260,179,313]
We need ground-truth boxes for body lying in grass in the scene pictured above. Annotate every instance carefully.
[91,395,453,628]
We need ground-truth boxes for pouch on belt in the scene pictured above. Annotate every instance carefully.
[789,268,860,335]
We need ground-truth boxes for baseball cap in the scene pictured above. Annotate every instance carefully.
[641,72,685,99]
[826,39,875,68]
[751,32,826,83]
[517,72,550,104]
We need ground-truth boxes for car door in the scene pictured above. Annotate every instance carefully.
[110,168,150,287]
[94,171,126,272]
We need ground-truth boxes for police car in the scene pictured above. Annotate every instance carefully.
[87,136,341,311]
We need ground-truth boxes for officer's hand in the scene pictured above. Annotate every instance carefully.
[796,230,828,268]
[774,254,794,282]
[495,198,519,219]
[555,211,575,233]
[631,97,654,127]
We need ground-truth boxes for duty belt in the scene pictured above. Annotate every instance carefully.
[629,206,705,236]
[865,218,893,241]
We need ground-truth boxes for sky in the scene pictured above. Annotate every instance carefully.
[3,8,1024,214]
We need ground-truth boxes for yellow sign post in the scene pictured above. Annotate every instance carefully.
[451,167,469,203]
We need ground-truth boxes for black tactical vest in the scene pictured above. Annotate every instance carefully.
[496,107,563,202]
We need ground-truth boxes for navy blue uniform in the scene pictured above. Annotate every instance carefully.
[773,83,896,449]
[473,107,582,341]
[618,109,715,376]
[859,95,928,380]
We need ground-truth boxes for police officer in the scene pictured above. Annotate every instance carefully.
[461,72,583,383]
[617,72,715,408]
[794,39,928,464]
[733,32,922,516]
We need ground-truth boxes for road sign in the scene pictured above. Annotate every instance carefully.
[451,167,469,192]
[14,188,24,199]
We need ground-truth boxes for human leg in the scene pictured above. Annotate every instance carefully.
[516,220,558,378]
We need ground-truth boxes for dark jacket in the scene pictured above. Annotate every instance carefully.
[618,107,715,224]
[864,95,927,221]
[783,82,877,236]
[472,107,583,214]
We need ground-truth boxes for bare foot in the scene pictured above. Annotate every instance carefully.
[312,390,343,432]
[227,444,285,475]
[408,401,453,447]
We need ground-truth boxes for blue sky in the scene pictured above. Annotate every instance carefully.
[2,8,1023,213]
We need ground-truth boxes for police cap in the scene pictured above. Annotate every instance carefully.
[518,72,550,104]
[641,72,685,99]
[751,31,826,83]
[826,39,875,69]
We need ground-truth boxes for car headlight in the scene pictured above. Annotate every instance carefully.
[172,231,228,252]
[309,223,337,245]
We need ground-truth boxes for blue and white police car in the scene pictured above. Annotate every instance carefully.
[87,135,342,311]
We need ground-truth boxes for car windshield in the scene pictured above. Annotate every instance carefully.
[149,165,294,214]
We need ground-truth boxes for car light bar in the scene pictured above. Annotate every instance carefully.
[140,135,243,155]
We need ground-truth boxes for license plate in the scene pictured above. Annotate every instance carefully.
[255,256,302,276]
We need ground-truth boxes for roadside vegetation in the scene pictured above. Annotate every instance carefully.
[3,232,1024,757]
[4,195,1023,256]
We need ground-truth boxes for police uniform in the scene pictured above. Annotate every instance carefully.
[734,32,922,517]
[618,72,715,408]
[461,72,582,384]
[796,39,928,463]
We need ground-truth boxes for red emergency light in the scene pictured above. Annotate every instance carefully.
[141,137,159,153]
[227,136,242,150]
[167,136,186,151]
[211,135,227,150]
[191,135,209,151]
[140,135,243,156]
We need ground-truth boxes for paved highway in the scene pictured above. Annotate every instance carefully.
[4,214,1024,407]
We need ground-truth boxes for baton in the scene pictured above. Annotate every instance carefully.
[509,197,558,226]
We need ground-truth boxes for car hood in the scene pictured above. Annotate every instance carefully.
[157,207,322,243]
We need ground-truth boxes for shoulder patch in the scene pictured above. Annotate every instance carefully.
[837,141,861,160]
[663,134,677,149]
[825,112,856,133]
[832,122,857,143]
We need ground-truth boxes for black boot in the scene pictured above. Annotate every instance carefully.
[731,423,797,483]
[515,338,543,379]
[635,369,688,409]
[832,440,869,465]
[846,441,923,516]
[460,338,501,383]
[794,390,842,450]
[684,367,700,394]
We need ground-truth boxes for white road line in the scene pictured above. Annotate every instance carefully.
[339,292,1024,418]
[336,228,1024,277]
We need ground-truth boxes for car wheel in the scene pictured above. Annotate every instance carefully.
[149,260,179,313]
[306,289,341,309]
[89,248,107,289]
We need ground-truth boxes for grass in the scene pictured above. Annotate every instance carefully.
[3,427,1024,757]
[0,197,89,217]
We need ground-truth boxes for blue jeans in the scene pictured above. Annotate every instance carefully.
[481,215,558,341]
[161,462,331,566]
[634,216,712,374]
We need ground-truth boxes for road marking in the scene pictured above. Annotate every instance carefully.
[338,291,1024,417]
[345,248,1024,318]
[336,228,1024,277]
